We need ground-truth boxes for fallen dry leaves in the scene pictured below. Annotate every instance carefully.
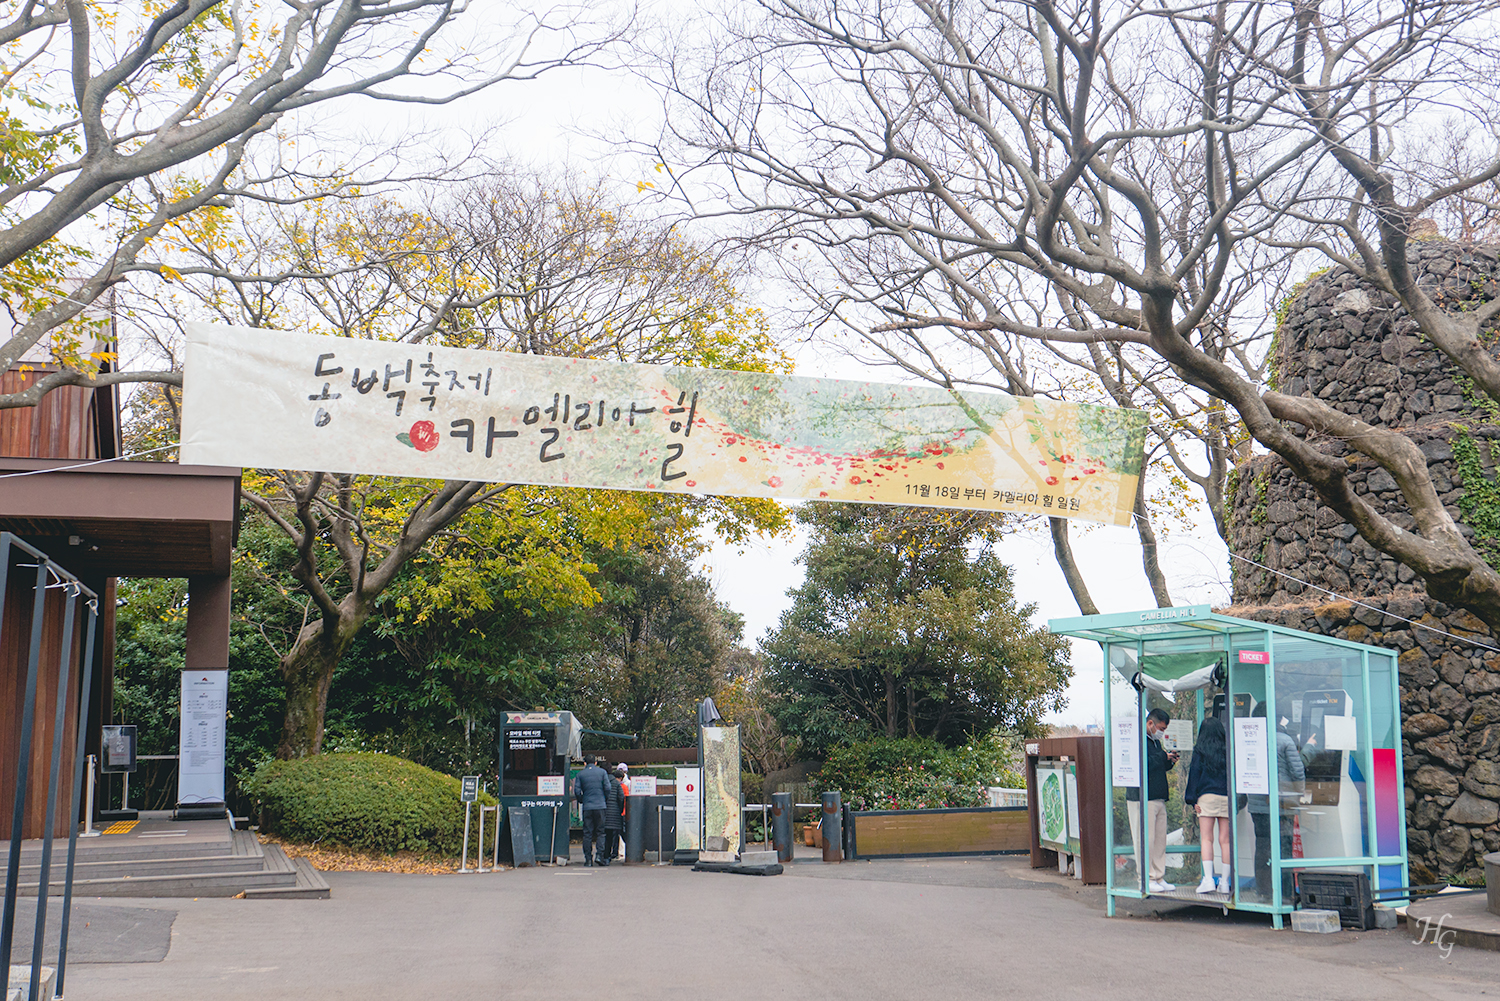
[257,832,508,874]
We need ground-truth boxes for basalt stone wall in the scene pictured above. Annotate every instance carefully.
[1223,241,1500,884]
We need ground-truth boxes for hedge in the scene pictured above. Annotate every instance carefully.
[817,732,1024,812]
[247,752,495,855]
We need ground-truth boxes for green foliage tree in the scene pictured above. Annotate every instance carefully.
[565,542,748,748]
[763,504,1069,755]
[124,171,791,758]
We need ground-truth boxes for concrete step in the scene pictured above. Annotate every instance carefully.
[2,816,235,866]
[13,830,300,898]
[16,839,261,881]
[244,852,331,900]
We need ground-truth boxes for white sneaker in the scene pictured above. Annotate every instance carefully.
[1195,874,1217,894]
[1149,880,1174,893]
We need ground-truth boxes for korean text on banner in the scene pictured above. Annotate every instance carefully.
[180,324,1148,526]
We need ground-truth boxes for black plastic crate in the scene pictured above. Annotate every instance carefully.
[1296,871,1375,930]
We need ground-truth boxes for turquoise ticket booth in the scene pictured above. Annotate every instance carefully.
[1049,605,1408,927]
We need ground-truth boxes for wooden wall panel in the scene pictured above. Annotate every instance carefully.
[0,561,87,840]
[0,368,98,460]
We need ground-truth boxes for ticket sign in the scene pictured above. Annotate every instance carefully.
[1238,650,1270,664]
[180,323,1147,527]
[461,775,479,802]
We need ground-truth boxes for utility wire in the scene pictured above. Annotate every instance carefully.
[1226,550,1500,654]
[0,443,178,479]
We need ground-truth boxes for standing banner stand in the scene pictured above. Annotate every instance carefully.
[674,766,701,865]
[176,670,228,820]
[696,699,742,860]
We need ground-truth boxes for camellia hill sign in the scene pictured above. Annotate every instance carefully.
[180,323,1148,526]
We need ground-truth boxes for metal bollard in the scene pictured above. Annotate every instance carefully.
[626,796,646,863]
[821,791,843,863]
[771,792,793,862]
[458,801,474,873]
[475,804,488,873]
[81,755,100,838]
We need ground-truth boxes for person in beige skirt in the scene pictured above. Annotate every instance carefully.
[1184,714,1232,894]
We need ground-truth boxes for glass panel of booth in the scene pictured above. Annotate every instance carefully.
[502,726,562,797]
[1271,634,1376,902]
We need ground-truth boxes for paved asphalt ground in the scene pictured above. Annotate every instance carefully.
[40,855,1500,1001]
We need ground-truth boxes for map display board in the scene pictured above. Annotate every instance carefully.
[180,323,1147,526]
[1038,762,1071,852]
[701,726,741,855]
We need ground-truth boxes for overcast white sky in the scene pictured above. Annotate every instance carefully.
[302,23,1238,726]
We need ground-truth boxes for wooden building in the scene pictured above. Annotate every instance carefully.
[0,366,240,838]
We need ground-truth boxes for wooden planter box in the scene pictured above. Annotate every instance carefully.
[847,806,1029,858]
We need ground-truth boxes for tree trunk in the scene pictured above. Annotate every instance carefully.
[277,608,364,758]
[1049,517,1100,615]
[1133,477,1172,607]
[883,671,898,737]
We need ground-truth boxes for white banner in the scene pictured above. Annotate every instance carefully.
[179,323,1147,525]
[178,670,228,805]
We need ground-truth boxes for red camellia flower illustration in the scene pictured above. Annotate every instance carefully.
[407,420,439,452]
[1046,475,1059,486]
[767,475,783,488]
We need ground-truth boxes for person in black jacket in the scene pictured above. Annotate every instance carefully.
[603,765,626,863]
[573,756,611,867]
[1184,714,1232,894]
[1127,708,1179,892]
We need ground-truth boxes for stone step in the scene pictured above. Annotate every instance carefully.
[7,966,54,1001]
[15,832,262,883]
[243,852,331,900]
[12,831,300,898]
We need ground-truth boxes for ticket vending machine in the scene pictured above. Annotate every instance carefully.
[1293,689,1362,862]
[499,711,581,862]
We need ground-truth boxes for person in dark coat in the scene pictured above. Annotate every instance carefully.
[603,765,626,862]
[1184,714,1231,894]
[1248,703,1306,898]
[573,755,610,866]
[1127,708,1179,892]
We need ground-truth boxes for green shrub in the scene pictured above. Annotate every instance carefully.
[817,731,1024,811]
[246,752,495,855]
